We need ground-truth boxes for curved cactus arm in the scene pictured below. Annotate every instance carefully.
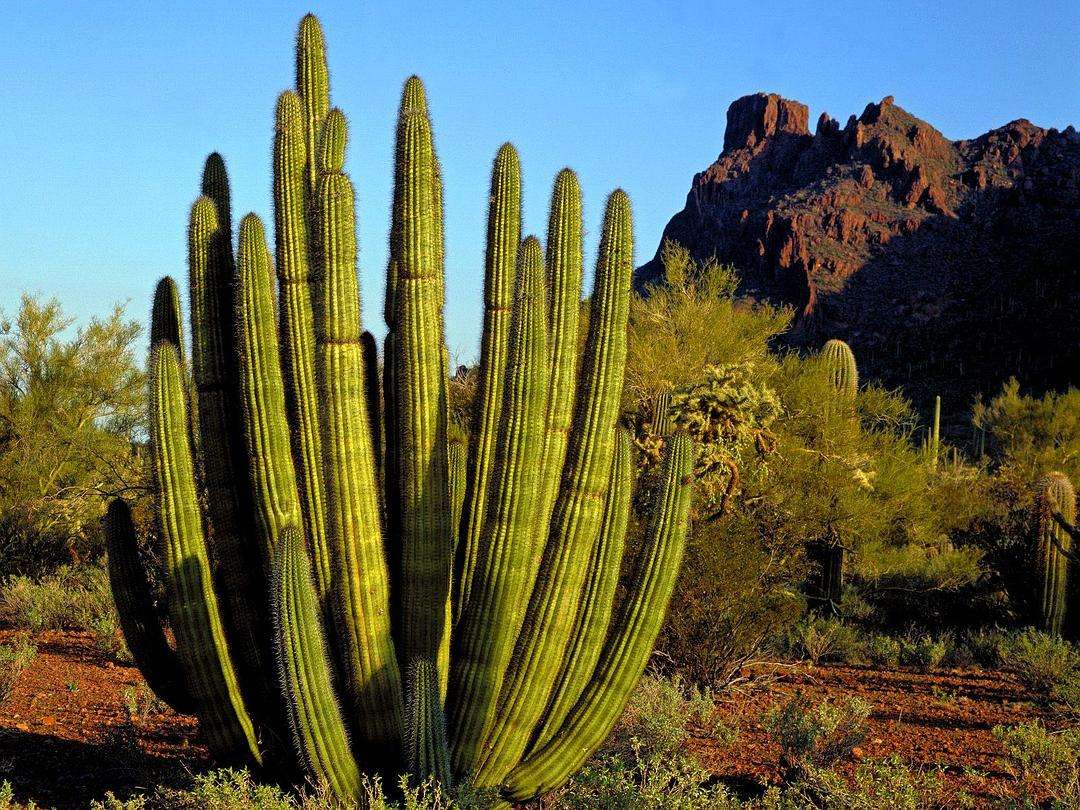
[237,213,305,566]
[473,190,632,786]
[504,434,693,801]
[389,78,453,686]
[405,658,452,790]
[296,14,330,195]
[273,90,331,602]
[272,525,362,801]
[449,237,549,775]
[104,499,194,714]
[149,343,261,767]
[455,143,522,624]
[315,118,403,755]
[187,189,269,737]
[529,430,631,752]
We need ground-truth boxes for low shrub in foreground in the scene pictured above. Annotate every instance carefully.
[765,693,870,778]
[898,633,949,672]
[994,721,1080,807]
[762,755,951,810]
[0,634,36,703]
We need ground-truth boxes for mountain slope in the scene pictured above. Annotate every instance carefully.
[638,93,1080,421]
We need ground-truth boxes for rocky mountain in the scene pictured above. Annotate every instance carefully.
[637,93,1080,425]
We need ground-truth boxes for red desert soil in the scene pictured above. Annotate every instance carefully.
[0,631,1063,807]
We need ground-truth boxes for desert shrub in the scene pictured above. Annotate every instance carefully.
[0,564,128,660]
[999,630,1080,708]
[899,633,949,671]
[0,634,36,703]
[558,673,738,809]
[865,634,902,667]
[994,722,1080,807]
[763,755,950,809]
[0,296,145,579]
[765,693,870,777]
[94,769,486,809]
[784,616,864,665]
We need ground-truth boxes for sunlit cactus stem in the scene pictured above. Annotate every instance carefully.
[821,338,857,399]
[405,658,452,789]
[1034,472,1075,636]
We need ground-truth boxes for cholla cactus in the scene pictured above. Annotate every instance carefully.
[1034,472,1076,636]
[106,14,693,803]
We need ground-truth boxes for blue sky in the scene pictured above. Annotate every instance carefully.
[1,1,1077,362]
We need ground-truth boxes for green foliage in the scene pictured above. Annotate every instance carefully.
[765,693,871,777]
[994,722,1080,807]
[784,616,865,665]
[764,755,949,810]
[998,629,1080,709]
[898,633,949,671]
[865,634,902,666]
[0,633,36,702]
[0,296,144,577]
[974,378,1080,483]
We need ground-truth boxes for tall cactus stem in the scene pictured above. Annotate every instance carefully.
[296,14,331,195]
[405,658,452,789]
[1035,472,1075,636]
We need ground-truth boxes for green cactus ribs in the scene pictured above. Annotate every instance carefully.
[1034,472,1076,636]
[115,13,694,803]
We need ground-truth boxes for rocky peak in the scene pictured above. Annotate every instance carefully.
[723,93,810,152]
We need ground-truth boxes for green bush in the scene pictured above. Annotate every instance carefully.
[865,634,902,667]
[994,722,1080,807]
[765,693,870,777]
[763,755,950,810]
[785,617,864,665]
[0,634,36,703]
[899,634,949,671]
[999,630,1080,709]
[0,564,128,661]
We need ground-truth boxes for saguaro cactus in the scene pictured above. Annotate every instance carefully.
[1034,472,1076,636]
[109,14,693,803]
[822,338,858,399]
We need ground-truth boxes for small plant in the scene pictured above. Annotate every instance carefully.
[998,629,1080,709]
[765,755,950,809]
[121,684,168,720]
[865,634,902,667]
[765,692,871,777]
[0,564,118,636]
[0,634,37,703]
[994,722,1080,806]
[788,616,864,665]
[899,634,949,672]
[66,681,78,693]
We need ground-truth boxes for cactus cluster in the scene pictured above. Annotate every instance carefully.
[105,14,693,803]
[1034,472,1076,636]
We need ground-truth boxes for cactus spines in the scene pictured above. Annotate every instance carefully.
[149,343,260,766]
[505,434,694,800]
[390,79,453,688]
[531,429,632,751]
[272,525,362,799]
[1035,472,1075,636]
[456,142,522,623]
[104,499,193,714]
[150,277,185,359]
[237,213,305,567]
[652,391,673,437]
[273,89,331,602]
[405,658,452,789]
[473,190,633,785]
[315,121,403,753]
[822,338,858,399]
[122,16,692,802]
[296,13,330,194]
[448,236,550,773]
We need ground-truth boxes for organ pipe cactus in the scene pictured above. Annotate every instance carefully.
[1034,472,1075,636]
[107,13,693,803]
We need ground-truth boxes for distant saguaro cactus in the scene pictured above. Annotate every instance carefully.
[1034,472,1076,636]
[822,338,858,399]
[106,14,693,803]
